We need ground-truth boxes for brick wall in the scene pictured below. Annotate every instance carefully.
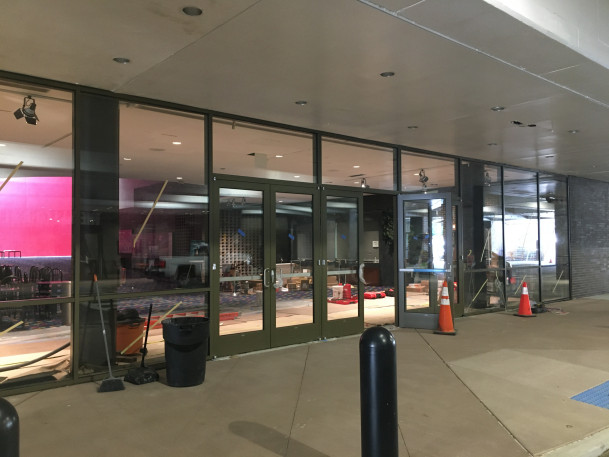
[569,176,609,298]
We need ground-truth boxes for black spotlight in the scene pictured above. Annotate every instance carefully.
[14,96,39,125]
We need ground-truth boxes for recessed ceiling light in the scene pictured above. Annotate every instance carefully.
[182,6,203,16]
[380,71,395,77]
[275,155,284,158]
[177,177,183,180]
[407,125,418,129]
[487,142,498,146]
[353,165,360,168]
[294,175,301,178]
[295,100,307,106]
[545,155,554,158]
[491,106,505,111]
[568,129,579,134]
[113,57,130,64]
[123,157,132,161]
[511,120,523,125]
[172,141,182,145]
[0,144,5,147]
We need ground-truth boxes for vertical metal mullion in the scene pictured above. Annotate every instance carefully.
[395,147,401,192]
[567,176,573,300]
[536,172,542,303]
[71,89,81,383]
[500,166,506,308]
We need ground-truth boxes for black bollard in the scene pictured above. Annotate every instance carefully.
[360,326,398,457]
[0,397,19,457]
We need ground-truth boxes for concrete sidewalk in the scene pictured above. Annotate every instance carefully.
[6,296,609,456]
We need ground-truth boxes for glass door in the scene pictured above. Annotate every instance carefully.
[271,185,320,346]
[211,180,320,356]
[213,184,269,355]
[397,193,453,329]
[322,191,363,337]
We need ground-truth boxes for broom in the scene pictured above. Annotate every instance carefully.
[124,303,159,385]
[94,274,125,392]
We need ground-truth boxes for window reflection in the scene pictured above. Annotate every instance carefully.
[0,80,73,389]
[539,174,569,301]
[323,138,395,190]
[213,119,313,182]
[104,104,208,294]
[504,169,539,305]
[461,162,504,312]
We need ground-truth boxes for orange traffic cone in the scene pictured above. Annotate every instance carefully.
[434,280,456,335]
[514,281,536,317]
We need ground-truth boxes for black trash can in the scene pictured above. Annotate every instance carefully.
[162,317,209,387]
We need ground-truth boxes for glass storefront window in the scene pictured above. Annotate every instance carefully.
[539,174,569,301]
[322,138,395,190]
[0,80,73,389]
[213,119,313,182]
[0,83,73,300]
[78,292,208,375]
[504,169,539,306]
[461,162,504,313]
[402,151,456,193]
[80,102,208,295]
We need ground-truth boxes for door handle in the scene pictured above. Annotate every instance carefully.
[263,268,270,288]
[359,263,367,285]
[271,269,278,288]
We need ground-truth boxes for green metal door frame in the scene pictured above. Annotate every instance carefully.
[210,177,323,356]
[320,188,364,338]
[397,192,453,329]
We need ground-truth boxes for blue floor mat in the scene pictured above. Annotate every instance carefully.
[571,381,609,409]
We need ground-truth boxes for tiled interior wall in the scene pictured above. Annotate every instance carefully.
[569,176,609,298]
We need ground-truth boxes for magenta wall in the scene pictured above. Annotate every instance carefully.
[0,176,72,256]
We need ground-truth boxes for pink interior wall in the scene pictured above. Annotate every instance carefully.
[0,176,72,256]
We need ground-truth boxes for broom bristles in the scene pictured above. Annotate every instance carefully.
[98,377,125,393]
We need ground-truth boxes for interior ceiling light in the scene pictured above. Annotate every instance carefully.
[487,142,498,146]
[295,100,307,106]
[380,71,395,77]
[360,178,369,188]
[407,125,418,129]
[172,141,182,145]
[491,106,505,111]
[14,96,39,125]
[353,165,360,168]
[182,6,203,16]
[113,57,130,64]
[568,129,579,134]
[123,157,132,161]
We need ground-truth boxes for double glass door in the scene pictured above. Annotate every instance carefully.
[398,193,453,329]
[211,181,363,355]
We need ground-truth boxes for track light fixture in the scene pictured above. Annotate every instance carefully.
[14,96,39,125]
[418,169,429,187]
[360,178,369,188]
[484,171,492,187]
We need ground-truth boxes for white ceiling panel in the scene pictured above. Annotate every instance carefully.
[0,0,609,181]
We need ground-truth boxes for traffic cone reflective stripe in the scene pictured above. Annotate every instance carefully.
[514,281,536,318]
[434,280,456,335]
